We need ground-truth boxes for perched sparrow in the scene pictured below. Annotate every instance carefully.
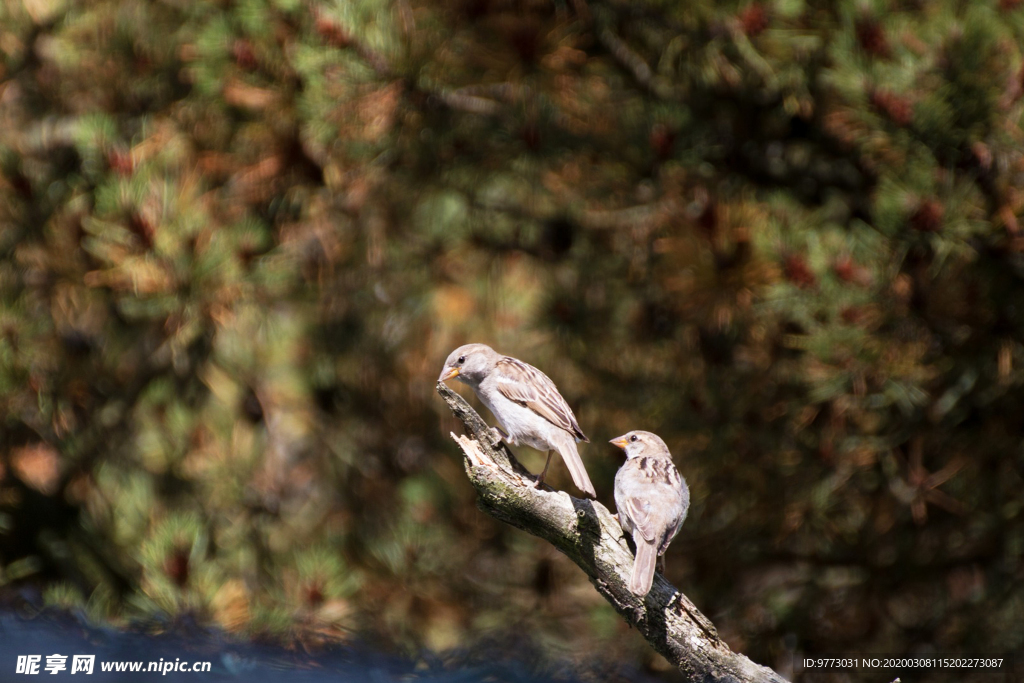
[438,343,596,498]
[610,431,689,596]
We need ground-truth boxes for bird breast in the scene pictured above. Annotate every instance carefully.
[478,384,564,451]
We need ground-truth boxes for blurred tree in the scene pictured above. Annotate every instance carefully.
[1,0,1023,681]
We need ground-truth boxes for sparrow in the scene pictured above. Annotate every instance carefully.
[610,430,689,596]
[438,343,597,498]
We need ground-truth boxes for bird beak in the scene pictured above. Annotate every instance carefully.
[438,366,460,382]
[609,435,629,450]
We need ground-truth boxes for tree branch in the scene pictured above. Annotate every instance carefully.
[436,382,789,683]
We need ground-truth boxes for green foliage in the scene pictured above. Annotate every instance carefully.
[2,0,1024,679]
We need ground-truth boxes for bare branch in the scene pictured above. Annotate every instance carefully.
[597,27,678,100]
[437,381,790,683]
[434,90,504,116]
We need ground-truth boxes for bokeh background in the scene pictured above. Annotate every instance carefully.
[2,0,1024,681]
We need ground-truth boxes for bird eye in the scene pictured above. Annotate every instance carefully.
[629,435,638,442]
[457,355,466,364]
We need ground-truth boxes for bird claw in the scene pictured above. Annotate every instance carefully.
[490,426,508,443]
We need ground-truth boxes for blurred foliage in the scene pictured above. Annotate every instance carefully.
[2,0,1024,681]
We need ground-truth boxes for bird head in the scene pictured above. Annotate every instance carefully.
[438,343,500,385]
[609,430,670,459]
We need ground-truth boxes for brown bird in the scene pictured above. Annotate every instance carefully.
[610,430,689,596]
[438,343,596,498]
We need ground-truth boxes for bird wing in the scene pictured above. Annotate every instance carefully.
[493,356,588,442]
[623,497,656,543]
[659,477,689,554]
[659,514,685,556]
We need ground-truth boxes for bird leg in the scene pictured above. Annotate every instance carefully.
[490,425,509,442]
[656,555,666,575]
[535,450,554,488]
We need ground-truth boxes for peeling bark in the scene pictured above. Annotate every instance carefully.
[437,381,789,683]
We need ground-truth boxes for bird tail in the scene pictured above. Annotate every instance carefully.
[556,438,596,499]
[629,539,658,596]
